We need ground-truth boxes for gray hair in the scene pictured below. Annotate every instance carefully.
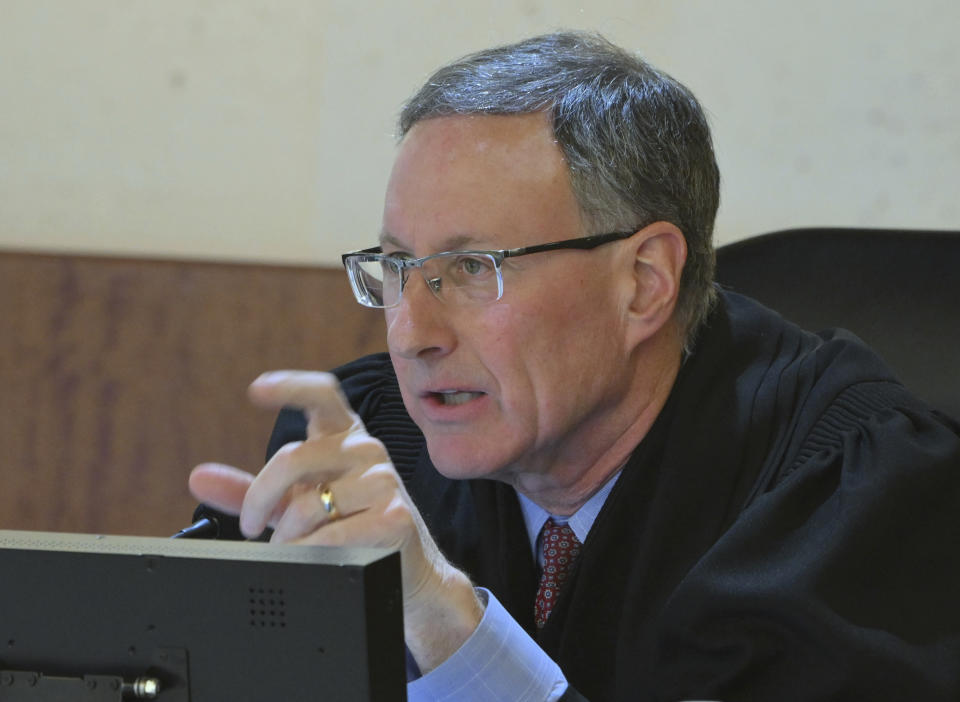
[399,31,720,345]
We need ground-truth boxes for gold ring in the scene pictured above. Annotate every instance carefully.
[316,483,340,521]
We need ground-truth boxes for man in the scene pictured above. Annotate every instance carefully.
[189,32,960,701]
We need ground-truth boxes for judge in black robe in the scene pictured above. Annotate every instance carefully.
[256,290,960,701]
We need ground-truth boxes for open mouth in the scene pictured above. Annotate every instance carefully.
[428,390,484,406]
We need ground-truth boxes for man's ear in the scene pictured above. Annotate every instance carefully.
[621,221,687,349]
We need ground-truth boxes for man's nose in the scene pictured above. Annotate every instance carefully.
[385,271,456,360]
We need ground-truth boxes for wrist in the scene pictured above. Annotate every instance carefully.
[404,566,484,673]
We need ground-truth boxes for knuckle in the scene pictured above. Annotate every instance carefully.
[382,496,416,533]
[364,461,401,484]
[360,465,404,503]
[342,433,390,462]
[272,441,304,462]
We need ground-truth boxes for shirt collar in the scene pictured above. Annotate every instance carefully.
[516,470,622,558]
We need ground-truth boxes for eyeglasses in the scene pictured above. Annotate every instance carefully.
[341,230,635,309]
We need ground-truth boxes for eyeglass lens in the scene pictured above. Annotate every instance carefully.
[349,253,501,308]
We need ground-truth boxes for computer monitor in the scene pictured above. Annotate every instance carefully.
[0,530,405,701]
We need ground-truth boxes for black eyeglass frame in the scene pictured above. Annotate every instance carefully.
[340,230,637,307]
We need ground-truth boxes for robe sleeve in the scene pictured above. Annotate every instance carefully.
[654,389,960,701]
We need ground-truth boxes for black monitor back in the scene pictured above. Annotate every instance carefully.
[0,531,405,701]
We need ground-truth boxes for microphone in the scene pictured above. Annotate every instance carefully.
[171,504,262,541]
[171,516,220,539]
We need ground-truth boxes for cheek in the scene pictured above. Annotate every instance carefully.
[471,302,543,409]
[516,288,625,402]
[476,302,528,380]
[487,301,526,348]
[488,301,570,400]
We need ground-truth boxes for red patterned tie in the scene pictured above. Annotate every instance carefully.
[534,518,582,628]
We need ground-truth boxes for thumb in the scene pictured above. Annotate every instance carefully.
[189,463,255,516]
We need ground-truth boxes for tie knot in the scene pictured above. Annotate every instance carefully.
[541,518,580,554]
[535,518,582,628]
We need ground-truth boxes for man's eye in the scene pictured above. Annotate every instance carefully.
[457,256,492,276]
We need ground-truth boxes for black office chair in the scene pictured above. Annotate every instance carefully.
[715,227,960,420]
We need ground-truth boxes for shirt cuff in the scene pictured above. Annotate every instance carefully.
[407,588,568,702]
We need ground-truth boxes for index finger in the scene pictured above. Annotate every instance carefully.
[188,462,255,515]
[249,370,358,436]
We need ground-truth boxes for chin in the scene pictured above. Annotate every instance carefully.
[424,436,513,481]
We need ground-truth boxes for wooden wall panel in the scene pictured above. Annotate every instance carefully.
[0,251,386,537]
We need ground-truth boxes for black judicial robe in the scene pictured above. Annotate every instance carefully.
[264,291,960,701]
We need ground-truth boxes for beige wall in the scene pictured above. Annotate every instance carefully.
[1,0,957,266]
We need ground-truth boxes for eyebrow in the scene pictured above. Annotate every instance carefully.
[378,232,485,254]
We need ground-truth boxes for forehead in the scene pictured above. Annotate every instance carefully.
[381,113,584,252]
